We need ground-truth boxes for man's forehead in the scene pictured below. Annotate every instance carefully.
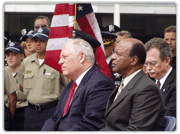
[146,48,160,59]
[61,44,71,55]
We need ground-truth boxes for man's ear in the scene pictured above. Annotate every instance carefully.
[130,56,138,66]
[79,52,86,64]
[165,57,171,66]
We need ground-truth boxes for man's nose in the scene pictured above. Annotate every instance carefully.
[146,63,152,70]
[111,53,116,61]
[58,58,63,65]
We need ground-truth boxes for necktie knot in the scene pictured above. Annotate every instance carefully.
[72,82,77,90]
[114,79,124,101]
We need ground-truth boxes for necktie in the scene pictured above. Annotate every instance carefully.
[157,80,161,88]
[63,82,77,117]
[114,79,124,101]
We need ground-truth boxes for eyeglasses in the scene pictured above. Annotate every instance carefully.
[34,25,47,29]
[144,61,157,67]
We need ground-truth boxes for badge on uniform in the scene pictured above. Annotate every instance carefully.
[26,70,32,74]
[45,73,51,76]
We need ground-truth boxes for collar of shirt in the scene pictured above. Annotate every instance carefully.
[68,66,92,106]
[156,67,172,89]
[123,69,142,88]
[29,53,42,65]
[38,58,44,66]
[106,54,113,64]
[75,66,93,91]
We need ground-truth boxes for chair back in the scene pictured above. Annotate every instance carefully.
[164,116,176,131]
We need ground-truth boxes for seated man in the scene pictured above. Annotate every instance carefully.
[101,38,165,131]
[145,37,176,117]
[42,30,114,131]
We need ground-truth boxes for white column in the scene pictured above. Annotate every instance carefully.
[114,4,120,27]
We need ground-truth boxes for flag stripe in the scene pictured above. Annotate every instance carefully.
[54,4,75,16]
[45,3,75,73]
[49,26,74,39]
[77,15,96,39]
[86,13,104,52]
[51,15,74,27]
[46,38,69,50]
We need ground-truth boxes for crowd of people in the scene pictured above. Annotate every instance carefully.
[4,15,176,131]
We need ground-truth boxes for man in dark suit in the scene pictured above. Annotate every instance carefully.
[145,37,176,117]
[101,38,165,131]
[42,32,114,131]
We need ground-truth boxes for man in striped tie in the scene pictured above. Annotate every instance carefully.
[101,38,165,131]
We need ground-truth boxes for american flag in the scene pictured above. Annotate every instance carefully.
[44,3,112,81]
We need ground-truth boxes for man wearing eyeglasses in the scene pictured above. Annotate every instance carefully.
[145,37,176,118]
[34,16,51,30]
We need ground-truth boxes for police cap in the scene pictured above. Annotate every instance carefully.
[105,24,121,33]
[22,30,35,41]
[5,42,24,54]
[33,28,50,41]
[101,31,117,46]
[72,29,101,48]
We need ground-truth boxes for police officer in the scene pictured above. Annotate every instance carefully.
[101,31,118,82]
[16,28,68,131]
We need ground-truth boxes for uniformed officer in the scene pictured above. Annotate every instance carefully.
[4,42,27,131]
[101,31,119,82]
[16,28,68,131]
[21,30,36,56]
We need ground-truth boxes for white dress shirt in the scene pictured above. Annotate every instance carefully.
[114,69,142,101]
[156,67,172,89]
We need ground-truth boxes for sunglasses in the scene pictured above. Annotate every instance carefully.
[34,25,47,29]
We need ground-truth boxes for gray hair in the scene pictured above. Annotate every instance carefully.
[70,39,95,64]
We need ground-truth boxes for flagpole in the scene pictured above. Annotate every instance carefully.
[74,3,77,29]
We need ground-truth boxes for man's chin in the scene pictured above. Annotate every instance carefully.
[112,68,118,73]
[149,73,156,78]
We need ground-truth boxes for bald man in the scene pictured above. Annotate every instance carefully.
[101,38,165,131]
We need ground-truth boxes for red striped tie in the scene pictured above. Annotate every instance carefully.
[62,82,77,117]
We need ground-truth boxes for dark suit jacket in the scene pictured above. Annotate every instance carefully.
[160,69,176,117]
[101,70,166,131]
[42,65,114,131]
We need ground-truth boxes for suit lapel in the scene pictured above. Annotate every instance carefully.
[105,83,130,116]
[64,66,96,116]
[161,69,176,96]
[105,70,144,117]
[105,86,119,113]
